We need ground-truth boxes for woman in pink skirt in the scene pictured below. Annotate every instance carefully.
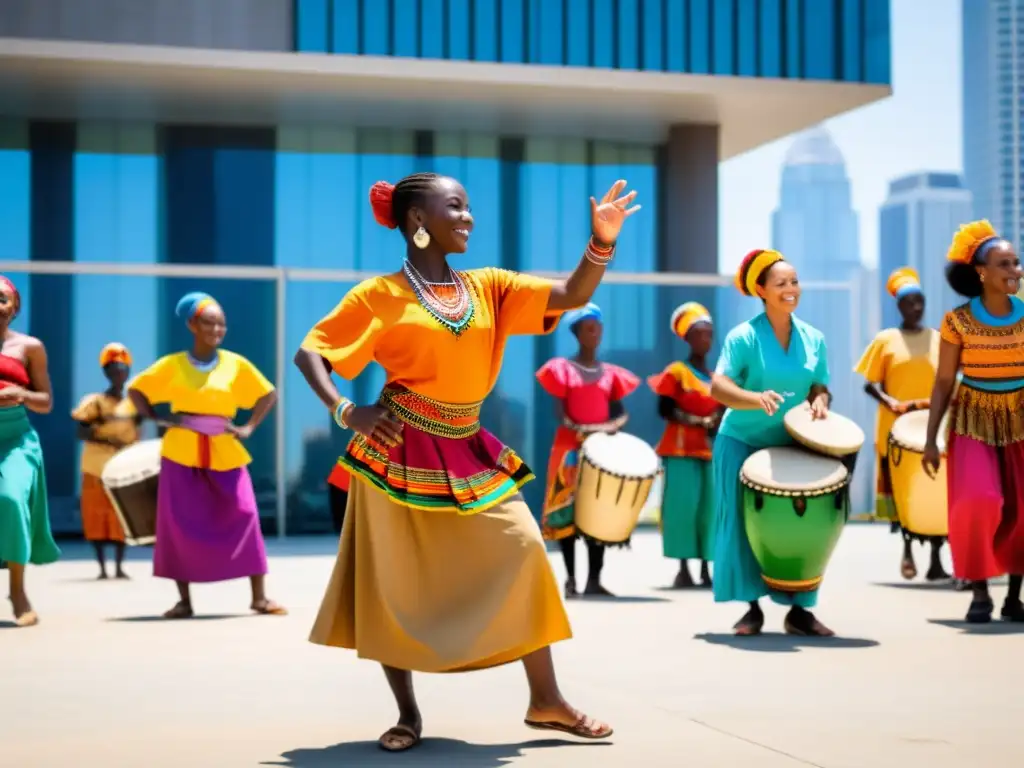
[128,292,286,619]
[924,220,1024,623]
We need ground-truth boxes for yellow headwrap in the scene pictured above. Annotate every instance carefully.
[670,302,712,339]
[947,219,1000,265]
[885,267,922,300]
[735,249,785,297]
[99,342,132,368]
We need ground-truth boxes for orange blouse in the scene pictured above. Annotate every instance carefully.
[647,361,719,460]
[302,267,563,402]
[940,297,1024,446]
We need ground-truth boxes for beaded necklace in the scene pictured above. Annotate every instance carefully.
[403,260,476,337]
[187,351,220,373]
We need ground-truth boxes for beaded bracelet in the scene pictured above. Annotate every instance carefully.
[332,396,355,429]
[584,237,615,266]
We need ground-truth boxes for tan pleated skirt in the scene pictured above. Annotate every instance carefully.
[309,478,573,673]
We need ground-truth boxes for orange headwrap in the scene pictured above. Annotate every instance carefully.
[99,343,132,368]
[670,302,712,339]
[735,249,784,297]
[885,267,922,300]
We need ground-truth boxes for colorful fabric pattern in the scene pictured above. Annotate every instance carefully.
[670,302,712,339]
[885,268,923,299]
[128,350,274,470]
[940,297,1024,446]
[535,358,641,540]
[339,387,533,514]
[648,361,719,459]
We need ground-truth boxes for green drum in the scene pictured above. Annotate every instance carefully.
[740,447,850,593]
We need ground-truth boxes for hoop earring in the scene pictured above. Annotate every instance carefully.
[413,226,431,249]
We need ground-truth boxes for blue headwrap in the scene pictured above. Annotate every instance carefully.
[562,302,602,333]
[175,292,216,323]
[975,237,1009,264]
[894,283,923,300]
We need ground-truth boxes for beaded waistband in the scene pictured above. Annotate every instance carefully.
[379,387,481,440]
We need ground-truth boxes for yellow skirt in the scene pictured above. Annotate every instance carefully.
[309,477,573,673]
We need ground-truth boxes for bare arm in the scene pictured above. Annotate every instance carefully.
[863,381,895,409]
[547,256,607,312]
[21,339,52,414]
[242,391,277,431]
[127,388,158,421]
[710,373,763,411]
[925,340,961,447]
[293,348,341,410]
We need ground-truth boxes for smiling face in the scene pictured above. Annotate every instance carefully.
[977,241,1022,296]
[686,322,713,357]
[188,303,227,349]
[410,176,474,255]
[760,261,800,314]
[0,282,19,327]
[897,292,925,326]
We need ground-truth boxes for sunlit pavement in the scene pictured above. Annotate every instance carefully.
[2,525,1016,767]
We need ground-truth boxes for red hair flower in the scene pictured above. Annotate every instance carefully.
[369,181,397,229]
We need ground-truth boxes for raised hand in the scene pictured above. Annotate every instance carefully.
[590,180,641,245]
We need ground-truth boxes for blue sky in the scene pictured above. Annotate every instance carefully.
[719,0,962,273]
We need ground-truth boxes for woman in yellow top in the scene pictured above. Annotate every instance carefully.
[72,343,140,580]
[128,293,285,620]
[295,172,639,752]
[855,268,952,583]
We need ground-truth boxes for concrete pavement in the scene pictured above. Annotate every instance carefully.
[1,525,1018,767]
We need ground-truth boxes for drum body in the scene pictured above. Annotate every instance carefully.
[100,439,162,546]
[741,447,850,593]
[888,410,948,537]
[574,432,661,545]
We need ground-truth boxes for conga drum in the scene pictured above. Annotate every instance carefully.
[784,404,866,458]
[101,439,162,546]
[741,447,850,593]
[888,410,949,537]
[574,432,662,546]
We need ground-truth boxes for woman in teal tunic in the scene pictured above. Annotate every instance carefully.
[0,276,60,627]
[709,250,835,637]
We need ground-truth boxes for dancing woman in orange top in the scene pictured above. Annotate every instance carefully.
[294,173,639,751]
[924,220,1024,623]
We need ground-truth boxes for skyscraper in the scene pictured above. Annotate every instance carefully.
[878,172,973,329]
[963,0,1024,248]
[771,126,873,515]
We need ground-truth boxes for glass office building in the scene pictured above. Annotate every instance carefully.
[0,0,891,533]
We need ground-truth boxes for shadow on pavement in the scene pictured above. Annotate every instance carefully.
[105,614,244,623]
[873,579,1003,591]
[928,618,1024,635]
[572,594,670,604]
[263,737,608,767]
[693,632,880,653]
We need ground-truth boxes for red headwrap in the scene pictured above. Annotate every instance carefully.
[369,181,397,229]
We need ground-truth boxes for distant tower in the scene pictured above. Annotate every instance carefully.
[878,172,973,328]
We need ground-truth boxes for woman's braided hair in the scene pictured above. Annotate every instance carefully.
[369,172,442,234]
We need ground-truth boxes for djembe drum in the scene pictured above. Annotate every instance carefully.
[888,410,949,537]
[741,447,851,593]
[574,432,661,546]
[101,439,162,546]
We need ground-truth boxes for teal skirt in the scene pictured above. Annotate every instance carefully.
[0,407,60,566]
[711,434,815,608]
[660,456,715,561]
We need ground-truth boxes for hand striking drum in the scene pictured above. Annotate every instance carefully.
[707,249,841,638]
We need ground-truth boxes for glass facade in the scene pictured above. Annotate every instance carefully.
[293,0,892,84]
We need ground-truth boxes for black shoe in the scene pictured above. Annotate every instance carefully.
[1000,599,1024,622]
[966,598,994,623]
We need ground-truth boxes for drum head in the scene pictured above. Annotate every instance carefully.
[741,447,849,494]
[784,404,865,457]
[580,432,660,478]
[101,439,163,488]
[890,410,948,454]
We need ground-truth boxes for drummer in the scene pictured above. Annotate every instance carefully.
[127,292,286,619]
[648,302,722,588]
[536,302,640,598]
[72,343,141,580]
[709,249,835,637]
[924,220,1024,623]
[855,269,954,583]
